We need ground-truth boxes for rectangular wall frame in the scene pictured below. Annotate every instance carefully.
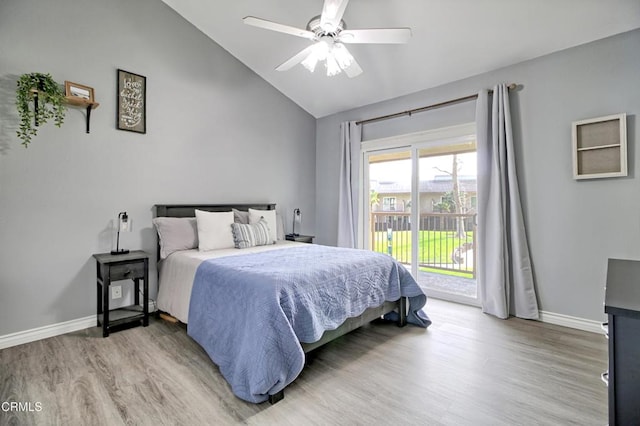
[572,113,627,180]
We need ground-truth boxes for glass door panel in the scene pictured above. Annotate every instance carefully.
[365,149,413,271]
[416,147,478,302]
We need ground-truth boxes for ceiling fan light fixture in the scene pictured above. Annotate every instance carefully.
[332,43,353,69]
[244,0,410,79]
[301,52,319,72]
[302,40,353,76]
[325,54,341,77]
[317,37,333,58]
[302,40,331,72]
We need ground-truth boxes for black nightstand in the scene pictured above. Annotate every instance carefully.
[93,250,150,337]
[285,234,314,244]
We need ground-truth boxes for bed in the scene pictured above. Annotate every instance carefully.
[154,203,430,404]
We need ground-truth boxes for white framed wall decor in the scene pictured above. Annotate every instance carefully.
[572,113,627,180]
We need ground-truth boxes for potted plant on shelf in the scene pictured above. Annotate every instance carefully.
[15,72,66,147]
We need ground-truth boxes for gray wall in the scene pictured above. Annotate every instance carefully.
[317,29,640,322]
[0,0,316,336]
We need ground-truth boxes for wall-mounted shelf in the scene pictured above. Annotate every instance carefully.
[64,96,99,133]
[30,89,99,134]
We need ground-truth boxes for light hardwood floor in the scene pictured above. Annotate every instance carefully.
[0,299,608,425]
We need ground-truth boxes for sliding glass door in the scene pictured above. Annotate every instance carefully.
[415,147,477,303]
[365,148,413,267]
[362,125,479,305]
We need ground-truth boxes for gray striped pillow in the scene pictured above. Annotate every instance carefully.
[231,218,272,249]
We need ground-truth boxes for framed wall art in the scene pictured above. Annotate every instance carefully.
[64,81,95,101]
[117,69,146,134]
[572,113,627,180]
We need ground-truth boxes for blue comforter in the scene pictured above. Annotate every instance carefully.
[187,244,430,403]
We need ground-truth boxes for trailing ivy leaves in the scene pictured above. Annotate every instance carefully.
[16,72,66,147]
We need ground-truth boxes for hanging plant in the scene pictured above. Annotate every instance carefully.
[15,72,66,147]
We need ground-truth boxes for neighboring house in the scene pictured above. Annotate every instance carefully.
[371,176,477,214]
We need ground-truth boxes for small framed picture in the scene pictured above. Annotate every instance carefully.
[117,69,146,134]
[64,81,95,102]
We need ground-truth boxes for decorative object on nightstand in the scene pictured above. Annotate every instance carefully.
[93,250,150,337]
[288,208,302,237]
[111,211,131,255]
[287,208,312,243]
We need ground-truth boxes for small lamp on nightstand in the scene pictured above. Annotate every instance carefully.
[111,211,131,255]
[291,208,301,237]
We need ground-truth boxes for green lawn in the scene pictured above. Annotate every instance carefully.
[371,229,474,266]
[419,266,474,279]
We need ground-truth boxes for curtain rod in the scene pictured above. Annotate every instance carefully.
[356,83,517,126]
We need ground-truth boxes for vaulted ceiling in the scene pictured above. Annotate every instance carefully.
[162,0,640,118]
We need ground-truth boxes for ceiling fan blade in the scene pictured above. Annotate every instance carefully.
[276,44,317,71]
[243,16,315,40]
[320,0,350,32]
[338,28,412,44]
[343,55,362,78]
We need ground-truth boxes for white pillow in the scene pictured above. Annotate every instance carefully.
[195,210,235,251]
[248,208,277,244]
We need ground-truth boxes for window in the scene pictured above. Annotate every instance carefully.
[382,197,396,211]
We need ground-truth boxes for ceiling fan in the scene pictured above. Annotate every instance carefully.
[243,0,411,78]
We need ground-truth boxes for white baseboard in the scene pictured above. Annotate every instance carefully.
[0,302,158,350]
[0,315,96,350]
[0,305,596,350]
[538,310,603,334]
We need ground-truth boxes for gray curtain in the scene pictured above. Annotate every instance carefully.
[337,121,362,248]
[476,84,539,319]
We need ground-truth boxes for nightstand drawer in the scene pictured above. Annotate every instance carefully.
[110,261,145,281]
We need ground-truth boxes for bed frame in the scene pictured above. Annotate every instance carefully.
[154,203,407,404]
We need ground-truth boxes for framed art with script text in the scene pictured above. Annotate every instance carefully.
[117,69,146,134]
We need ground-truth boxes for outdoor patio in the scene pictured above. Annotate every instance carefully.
[417,269,476,298]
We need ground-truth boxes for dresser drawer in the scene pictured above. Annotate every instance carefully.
[110,261,145,281]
